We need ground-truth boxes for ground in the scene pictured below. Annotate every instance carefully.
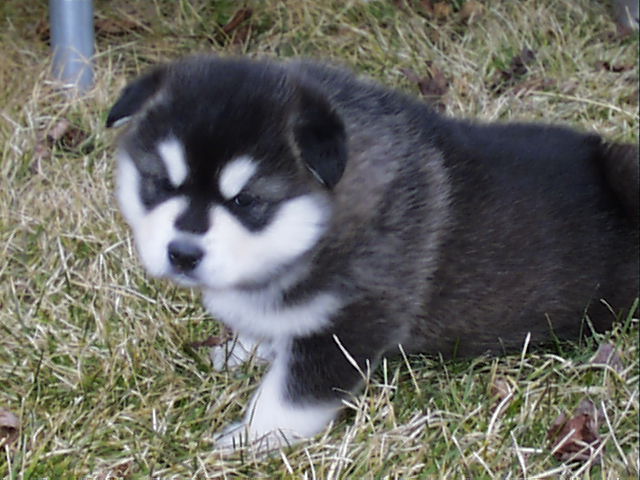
[0,0,638,478]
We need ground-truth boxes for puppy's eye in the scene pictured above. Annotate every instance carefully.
[232,192,256,208]
[228,193,274,231]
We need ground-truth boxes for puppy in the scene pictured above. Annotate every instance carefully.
[107,55,639,450]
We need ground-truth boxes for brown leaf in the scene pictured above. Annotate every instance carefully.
[187,326,233,349]
[0,408,20,448]
[595,61,635,73]
[433,2,453,19]
[35,16,50,42]
[400,64,449,111]
[393,0,412,12]
[509,77,556,96]
[222,8,253,35]
[47,118,72,143]
[490,376,512,403]
[418,0,435,15]
[231,25,252,46]
[459,0,484,24]
[508,48,537,78]
[548,399,604,464]
[48,119,89,151]
[95,461,134,480]
[400,67,421,85]
[95,16,147,38]
[589,342,623,372]
[34,119,90,165]
[491,48,538,94]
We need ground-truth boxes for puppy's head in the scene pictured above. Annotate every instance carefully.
[107,56,347,290]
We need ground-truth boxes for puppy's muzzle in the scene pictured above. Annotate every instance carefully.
[168,240,204,273]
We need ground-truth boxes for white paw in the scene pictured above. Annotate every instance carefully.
[214,421,299,452]
[209,334,272,371]
[213,352,341,452]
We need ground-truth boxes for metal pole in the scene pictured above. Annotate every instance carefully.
[49,0,94,93]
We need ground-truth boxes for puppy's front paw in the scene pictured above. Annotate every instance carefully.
[214,421,298,452]
[209,334,272,371]
[214,356,342,452]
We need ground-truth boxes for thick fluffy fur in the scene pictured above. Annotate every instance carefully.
[107,55,639,449]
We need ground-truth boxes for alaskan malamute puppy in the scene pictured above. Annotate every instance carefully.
[107,55,638,450]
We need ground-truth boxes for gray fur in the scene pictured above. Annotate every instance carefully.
[108,55,639,445]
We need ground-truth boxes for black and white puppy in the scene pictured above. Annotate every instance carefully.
[107,55,639,449]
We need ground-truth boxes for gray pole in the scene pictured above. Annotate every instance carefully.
[49,0,94,93]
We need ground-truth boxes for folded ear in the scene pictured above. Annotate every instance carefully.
[106,67,166,128]
[292,85,347,189]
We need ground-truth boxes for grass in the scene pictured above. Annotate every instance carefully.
[0,0,638,478]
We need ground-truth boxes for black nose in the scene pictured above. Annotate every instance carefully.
[168,240,204,272]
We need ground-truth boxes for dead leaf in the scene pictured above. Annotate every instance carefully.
[48,119,89,151]
[95,16,147,38]
[0,408,20,448]
[508,48,537,78]
[433,2,453,19]
[491,48,538,94]
[509,77,556,96]
[490,376,512,403]
[548,398,605,465]
[595,61,635,73]
[35,12,148,43]
[222,8,253,35]
[34,118,91,166]
[400,64,449,111]
[418,0,435,15]
[48,118,72,143]
[187,326,232,349]
[589,342,623,372]
[35,16,50,42]
[459,1,484,24]
[95,460,134,480]
[393,0,412,12]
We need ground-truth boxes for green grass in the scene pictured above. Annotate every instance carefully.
[0,0,638,478]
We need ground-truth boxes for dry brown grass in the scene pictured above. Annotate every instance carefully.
[1,0,638,478]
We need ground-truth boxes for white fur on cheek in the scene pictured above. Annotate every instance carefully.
[215,346,342,450]
[133,197,187,277]
[116,151,190,278]
[218,155,258,200]
[157,137,187,187]
[200,194,328,288]
[116,151,146,225]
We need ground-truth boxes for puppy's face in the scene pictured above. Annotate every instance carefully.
[108,57,347,291]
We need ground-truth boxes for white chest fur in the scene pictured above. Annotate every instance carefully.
[202,287,341,339]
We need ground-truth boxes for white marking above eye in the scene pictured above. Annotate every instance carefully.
[158,138,188,187]
[219,155,258,200]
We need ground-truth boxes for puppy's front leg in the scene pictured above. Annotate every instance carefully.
[209,333,272,371]
[216,323,384,451]
[215,339,344,450]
